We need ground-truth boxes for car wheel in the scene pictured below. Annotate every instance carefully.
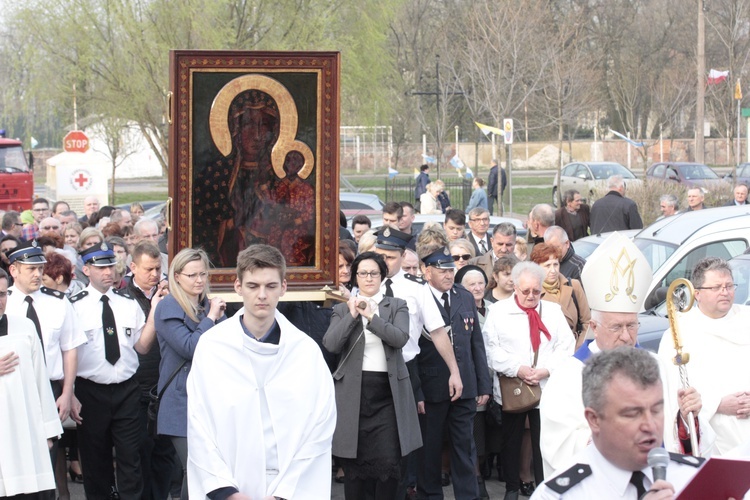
[552,186,559,208]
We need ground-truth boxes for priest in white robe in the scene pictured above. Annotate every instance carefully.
[0,269,62,498]
[187,245,336,500]
[540,233,712,477]
[658,256,750,456]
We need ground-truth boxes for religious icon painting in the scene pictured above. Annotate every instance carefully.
[168,51,341,290]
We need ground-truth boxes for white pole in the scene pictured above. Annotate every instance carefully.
[356,135,361,173]
[747,116,750,162]
[73,84,78,130]
[726,130,730,166]
[738,99,741,166]
[660,124,664,162]
[627,132,632,170]
[422,134,427,158]
[491,133,496,162]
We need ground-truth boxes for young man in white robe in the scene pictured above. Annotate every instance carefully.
[539,233,712,477]
[0,268,62,499]
[658,256,750,455]
[187,244,336,500]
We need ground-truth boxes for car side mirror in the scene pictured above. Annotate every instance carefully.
[644,286,668,311]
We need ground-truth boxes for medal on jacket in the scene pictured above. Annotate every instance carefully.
[464,318,469,330]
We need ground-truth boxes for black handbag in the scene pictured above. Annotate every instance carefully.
[147,359,188,437]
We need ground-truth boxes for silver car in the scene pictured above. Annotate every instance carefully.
[552,161,641,207]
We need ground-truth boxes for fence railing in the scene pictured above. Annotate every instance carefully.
[385,177,474,212]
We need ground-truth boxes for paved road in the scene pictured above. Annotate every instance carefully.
[64,471,511,499]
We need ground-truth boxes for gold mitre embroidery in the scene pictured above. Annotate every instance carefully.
[605,248,637,303]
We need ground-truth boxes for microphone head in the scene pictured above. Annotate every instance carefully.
[647,447,670,469]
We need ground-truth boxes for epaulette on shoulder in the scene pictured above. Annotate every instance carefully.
[546,463,592,494]
[113,288,134,300]
[69,290,89,303]
[40,286,65,299]
[404,273,425,284]
[669,452,705,467]
[7,289,11,296]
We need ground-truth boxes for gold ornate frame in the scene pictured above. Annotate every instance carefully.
[168,51,340,291]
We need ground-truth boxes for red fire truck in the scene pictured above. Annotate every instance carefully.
[0,138,34,211]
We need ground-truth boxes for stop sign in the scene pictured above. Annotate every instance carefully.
[63,130,90,153]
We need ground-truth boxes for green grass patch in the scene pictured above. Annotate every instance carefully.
[110,191,167,206]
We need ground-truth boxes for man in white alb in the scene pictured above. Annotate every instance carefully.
[187,244,336,500]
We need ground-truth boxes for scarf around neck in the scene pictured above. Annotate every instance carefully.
[514,295,551,352]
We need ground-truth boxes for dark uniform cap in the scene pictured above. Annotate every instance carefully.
[8,240,47,265]
[421,246,456,269]
[375,227,412,251]
[80,242,117,267]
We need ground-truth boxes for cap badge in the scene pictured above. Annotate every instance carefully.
[606,248,637,303]
[101,242,109,251]
[443,247,450,256]
[31,240,38,248]
[383,227,391,237]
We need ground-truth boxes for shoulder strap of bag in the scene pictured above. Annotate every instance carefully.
[332,326,365,379]
[158,359,188,400]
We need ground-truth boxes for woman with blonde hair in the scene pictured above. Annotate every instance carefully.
[449,239,475,270]
[154,248,227,500]
[64,223,83,250]
[420,182,444,214]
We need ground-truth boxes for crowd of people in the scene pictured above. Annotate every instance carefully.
[3,167,750,500]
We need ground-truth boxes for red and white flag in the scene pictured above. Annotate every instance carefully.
[708,69,729,84]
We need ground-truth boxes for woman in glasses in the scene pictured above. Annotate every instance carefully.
[323,251,421,499]
[154,248,226,500]
[530,243,590,350]
[483,261,574,499]
[449,239,475,271]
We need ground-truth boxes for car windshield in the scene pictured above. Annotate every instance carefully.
[571,239,603,260]
[678,164,719,180]
[0,146,29,172]
[589,163,635,180]
[633,238,678,273]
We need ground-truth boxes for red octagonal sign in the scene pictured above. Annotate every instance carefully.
[63,130,90,153]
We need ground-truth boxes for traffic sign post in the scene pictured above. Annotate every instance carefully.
[63,130,90,153]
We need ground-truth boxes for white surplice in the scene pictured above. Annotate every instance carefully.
[658,304,750,455]
[187,310,336,500]
[0,315,62,496]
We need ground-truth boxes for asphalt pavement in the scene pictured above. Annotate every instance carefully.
[63,469,511,499]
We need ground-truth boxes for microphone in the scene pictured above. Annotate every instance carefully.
[647,447,670,482]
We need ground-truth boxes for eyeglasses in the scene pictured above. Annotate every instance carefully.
[470,217,490,223]
[452,254,472,261]
[180,271,208,281]
[601,322,640,334]
[356,271,381,279]
[696,283,737,293]
[517,288,542,296]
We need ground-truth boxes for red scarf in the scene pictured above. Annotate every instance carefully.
[514,295,551,352]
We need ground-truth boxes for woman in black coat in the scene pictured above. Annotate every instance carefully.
[323,252,421,499]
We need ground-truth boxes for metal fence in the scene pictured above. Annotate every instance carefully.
[384,177,474,212]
